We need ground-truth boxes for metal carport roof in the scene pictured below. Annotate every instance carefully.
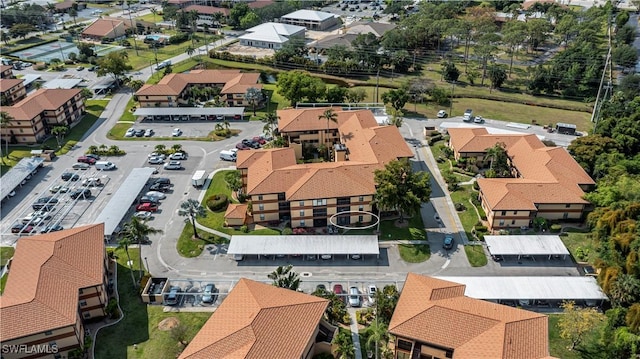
[227,235,379,255]
[133,107,245,116]
[0,157,44,200]
[437,276,608,301]
[485,235,570,257]
[93,167,156,238]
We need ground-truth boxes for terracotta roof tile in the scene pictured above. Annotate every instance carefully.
[81,18,125,37]
[1,64,13,74]
[135,70,260,96]
[3,88,80,120]
[0,78,24,91]
[0,224,105,341]
[179,278,328,359]
[184,5,230,16]
[225,203,248,219]
[389,273,551,359]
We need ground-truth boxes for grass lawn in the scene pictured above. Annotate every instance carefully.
[398,244,431,263]
[548,314,581,359]
[176,222,227,258]
[0,246,15,267]
[0,274,7,294]
[561,232,597,264]
[95,248,212,359]
[449,185,480,239]
[464,245,488,267]
[379,215,427,241]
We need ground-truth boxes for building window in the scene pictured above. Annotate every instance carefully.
[499,220,505,226]
[300,220,305,226]
[299,210,304,216]
[397,340,413,351]
[501,211,506,216]
[565,204,571,208]
[44,330,53,336]
[79,288,84,294]
[258,195,263,201]
[259,214,265,221]
[258,204,264,211]
[80,300,87,307]
[359,196,364,202]
[313,199,326,206]
[299,201,304,206]
[83,312,91,318]
[359,205,364,211]
[511,220,516,225]
[513,211,517,215]
[358,215,363,222]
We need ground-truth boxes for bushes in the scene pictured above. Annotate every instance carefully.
[282,227,293,235]
[206,194,228,211]
[356,308,375,325]
[86,144,126,156]
[454,202,466,211]
[550,224,562,233]
[169,32,189,44]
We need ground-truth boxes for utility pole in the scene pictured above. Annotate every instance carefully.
[375,67,380,103]
[127,1,139,56]
[449,81,455,116]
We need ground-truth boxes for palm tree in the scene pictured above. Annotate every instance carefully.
[318,108,338,157]
[69,8,78,25]
[223,119,230,131]
[267,265,301,291]
[0,111,13,164]
[122,216,163,279]
[117,236,138,288]
[150,7,158,23]
[366,320,389,359]
[333,329,355,359]
[87,145,99,154]
[1,31,9,45]
[186,46,195,59]
[178,199,206,239]
[51,125,68,149]
[171,144,183,153]
[154,144,166,153]
[244,87,263,116]
[261,113,278,139]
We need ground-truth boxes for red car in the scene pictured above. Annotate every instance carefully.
[333,284,346,303]
[136,203,159,212]
[77,156,96,164]
[252,136,266,145]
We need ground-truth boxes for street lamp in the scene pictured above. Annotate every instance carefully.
[144,257,150,273]
[449,81,455,117]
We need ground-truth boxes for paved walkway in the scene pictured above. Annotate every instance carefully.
[348,307,363,359]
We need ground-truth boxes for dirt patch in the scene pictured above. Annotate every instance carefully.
[219,44,275,59]
[158,317,180,331]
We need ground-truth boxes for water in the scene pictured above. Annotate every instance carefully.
[9,40,123,63]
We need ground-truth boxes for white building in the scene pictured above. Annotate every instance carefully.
[280,9,338,31]
[239,22,306,49]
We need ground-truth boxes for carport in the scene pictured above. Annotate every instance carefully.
[133,107,245,121]
[0,157,44,201]
[485,235,570,260]
[93,78,116,94]
[93,167,156,241]
[437,276,608,306]
[227,235,379,258]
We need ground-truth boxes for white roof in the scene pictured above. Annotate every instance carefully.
[0,157,44,200]
[245,22,305,36]
[239,27,288,44]
[437,276,608,300]
[93,167,156,237]
[42,78,83,89]
[485,235,570,256]
[133,107,244,116]
[282,9,335,22]
[227,235,379,255]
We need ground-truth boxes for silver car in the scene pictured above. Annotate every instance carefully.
[348,287,361,307]
[163,161,182,170]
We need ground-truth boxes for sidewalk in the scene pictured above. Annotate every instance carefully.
[347,307,363,359]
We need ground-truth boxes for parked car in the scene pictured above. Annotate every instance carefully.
[32,197,58,210]
[134,129,145,137]
[163,161,182,170]
[144,129,154,137]
[22,211,52,225]
[169,152,187,160]
[40,224,64,233]
[72,163,90,170]
[76,66,85,71]
[145,191,166,200]
[149,183,171,192]
[165,286,182,306]
[148,152,166,160]
[368,285,377,303]
[70,188,91,199]
[320,254,332,260]
[12,223,34,234]
[201,283,217,304]
[85,154,100,161]
[437,110,448,118]
[333,284,345,303]
[61,172,80,181]
[81,178,101,187]
[87,65,97,71]
[463,109,473,122]
[148,156,164,165]
[252,136,266,145]
[136,203,159,212]
[473,116,484,124]
[172,128,182,137]
[125,128,136,137]
[348,287,361,307]
[77,156,96,164]
[50,185,70,193]
[236,142,249,150]
[139,196,159,204]
[134,211,153,220]
[443,235,454,250]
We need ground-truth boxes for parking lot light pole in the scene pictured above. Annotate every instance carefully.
[144,256,150,274]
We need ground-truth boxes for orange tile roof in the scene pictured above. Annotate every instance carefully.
[225,203,248,219]
[448,127,594,211]
[389,273,552,359]
[239,108,413,199]
[0,78,24,92]
[135,70,261,97]
[179,278,328,359]
[0,64,13,74]
[81,18,124,37]
[3,88,81,121]
[0,224,105,341]
[184,5,230,16]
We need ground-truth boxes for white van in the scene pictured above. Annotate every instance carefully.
[220,150,237,162]
[95,161,116,170]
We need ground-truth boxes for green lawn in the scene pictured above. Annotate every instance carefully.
[0,273,6,294]
[449,185,480,240]
[176,222,227,258]
[548,314,581,359]
[0,246,15,267]
[561,232,597,263]
[95,248,212,359]
[398,244,431,263]
[379,215,427,241]
[464,245,488,267]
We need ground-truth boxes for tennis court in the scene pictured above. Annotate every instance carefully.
[9,40,123,63]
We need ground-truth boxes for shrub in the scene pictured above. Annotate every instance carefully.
[474,225,488,233]
[240,225,248,233]
[430,130,440,137]
[356,308,374,325]
[282,227,293,235]
[106,298,120,319]
[472,181,480,191]
[169,32,189,44]
[454,202,466,211]
[206,194,228,211]
[550,224,562,233]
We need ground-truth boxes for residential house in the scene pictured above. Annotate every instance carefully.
[0,78,27,106]
[281,9,338,31]
[1,88,85,144]
[309,20,395,51]
[1,64,15,78]
[183,5,229,23]
[0,224,109,359]
[389,273,556,359]
[239,22,306,49]
[447,127,595,230]
[81,17,154,41]
[231,107,413,228]
[178,278,336,359]
[135,69,262,108]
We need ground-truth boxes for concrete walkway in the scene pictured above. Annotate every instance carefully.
[347,307,363,359]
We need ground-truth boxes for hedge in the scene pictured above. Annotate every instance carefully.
[206,194,228,211]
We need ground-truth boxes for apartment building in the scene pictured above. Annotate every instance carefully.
[447,127,595,231]
[280,9,338,31]
[1,64,15,78]
[0,78,27,106]
[179,278,336,359]
[231,107,413,228]
[1,88,85,144]
[389,273,556,359]
[135,69,261,108]
[0,224,109,359]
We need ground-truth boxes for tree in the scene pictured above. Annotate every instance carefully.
[442,61,460,83]
[267,265,301,291]
[77,42,96,58]
[311,287,347,325]
[123,216,163,276]
[129,79,145,92]
[333,329,355,359]
[97,51,133,85]
[239,11,260,29]
[229,3,250,28]
[1,31,9,45]
[170,324,189,346]
[117,236,138,288]
[178,199,207,239]
[150,7,158,23]
[318,108,338,156]
[186,46,194,58]
[502,20,528,75]
[613,44,638,73]
[9,23,35,39]
[488,65,507,90]
[374,159,431,223]
[567,134,620,177]
[51,125,68,148]
[276,70,326,106]
[244,87,262,116]
[69,8,77,25]
[325,86,348,103]
[171,144,182,153]
[154,144,166,153]
[262,113,279,139]
[375,285,399,325]
[346,88,366,103]
[0,111,13,164]
[365,320,389,359]
[558,300,606,350]
[382,89,409,115]
[610,274,640,308]
[224,170,242,194]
